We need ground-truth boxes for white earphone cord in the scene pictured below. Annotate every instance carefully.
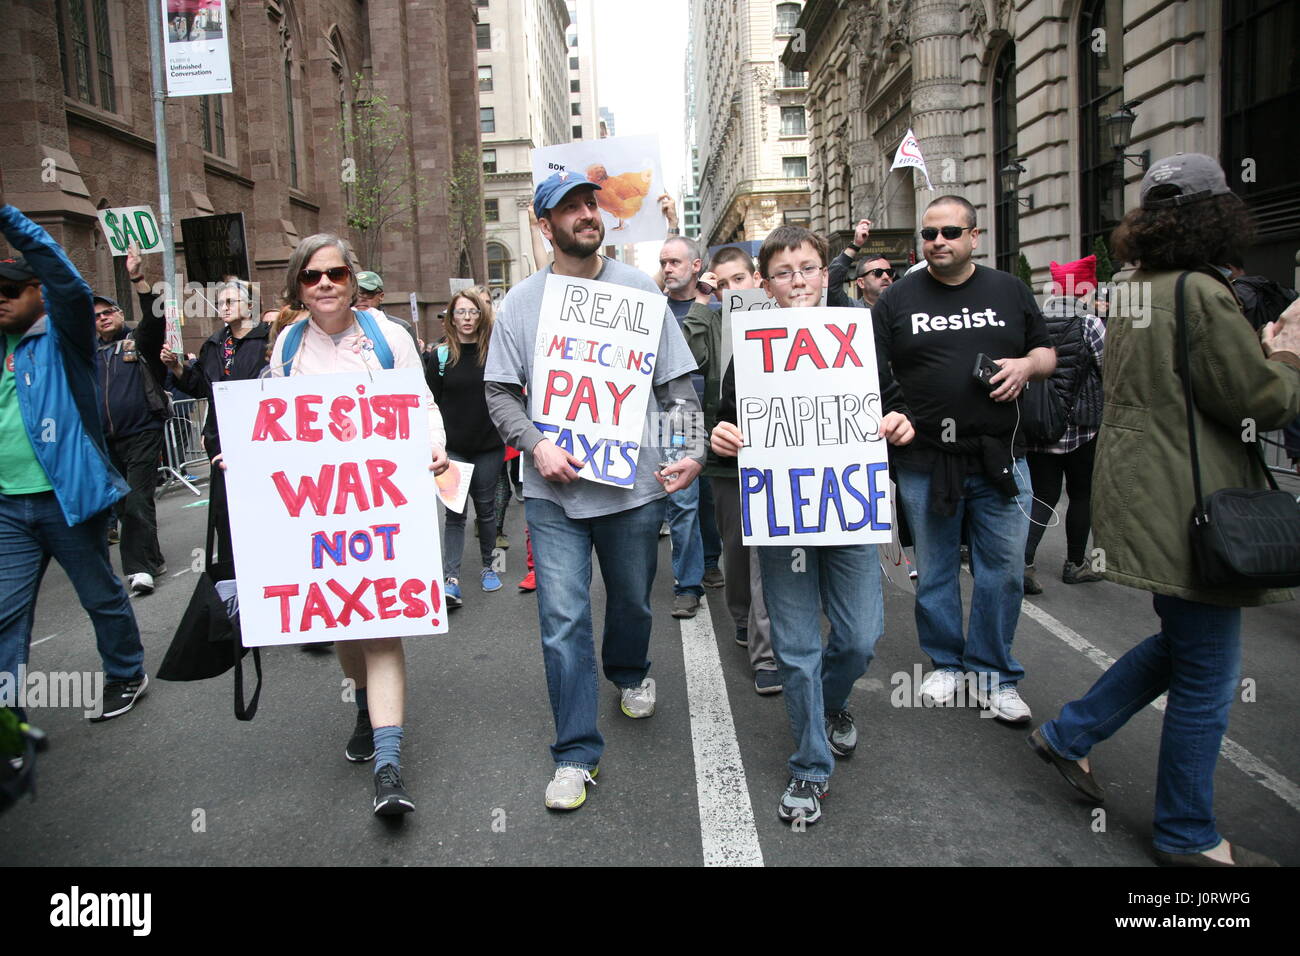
[1009,395,1062,529]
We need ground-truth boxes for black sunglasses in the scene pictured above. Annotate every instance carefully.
[0,281,36,300]
[920,225,974,241]
[298,266,352,286]
[859,267,896,279]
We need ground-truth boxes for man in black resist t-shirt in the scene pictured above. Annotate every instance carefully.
[872,195,1055,725]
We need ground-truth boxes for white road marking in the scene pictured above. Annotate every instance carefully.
[680,595,764,867]
[31,633,60,647]
[1021,599,1300,814]
[171,568,192,577]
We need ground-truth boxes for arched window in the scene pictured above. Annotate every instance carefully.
[775,3,801,34]
[487,242,511,295]
[1078,0,1125,257]
[992,42,1018,274]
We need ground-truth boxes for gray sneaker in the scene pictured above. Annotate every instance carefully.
[1062,560,1103,584]
[544,766,598,810]
[827,709,857,757]
[619,678,656,718]
[671,593,700,618]
[777,777,826,825]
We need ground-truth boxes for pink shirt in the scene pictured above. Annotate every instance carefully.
[268,309,447,451]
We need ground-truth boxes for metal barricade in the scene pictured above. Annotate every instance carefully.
[157,397,209,497]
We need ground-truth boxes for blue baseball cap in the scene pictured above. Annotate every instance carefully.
[533,171,601,219]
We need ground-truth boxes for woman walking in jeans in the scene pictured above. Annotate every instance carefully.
[1029,154,1300,866]
[428,287,504,607]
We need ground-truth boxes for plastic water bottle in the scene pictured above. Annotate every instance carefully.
[660,399,689,469]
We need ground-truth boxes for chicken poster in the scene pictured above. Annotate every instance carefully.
[212,369,449,646]
[531,135,665,246]
[731,307,894,547]
[529,273,666,489]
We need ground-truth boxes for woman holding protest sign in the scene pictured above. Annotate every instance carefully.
[258,234,448,817]
[427,286,505,607]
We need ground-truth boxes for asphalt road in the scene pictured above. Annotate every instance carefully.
[3,468,1298,867]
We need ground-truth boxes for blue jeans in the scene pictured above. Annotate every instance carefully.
[758,544,883,783]
[698,477,722,572]
[0,491,144,685]
[1040,594,1241,854]
[666,476,704,597]
[525,496,662,770]
[896,461,1031,686]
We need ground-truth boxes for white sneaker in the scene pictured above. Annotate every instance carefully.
[128,572,155,596]
[620,678,656,718]
[975,684,1033,723]
[919,669,960,706]
[544,766,597,810]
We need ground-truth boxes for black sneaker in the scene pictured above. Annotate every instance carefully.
[827,708,857,757]
[373,764,415,815]
[346,709,375,762]
[1023,564,1043,595]
[777,777,827,825]
[90,674,148,722]
[735,626,749,647]
[754,669,783,695]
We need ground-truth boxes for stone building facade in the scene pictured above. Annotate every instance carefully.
[691,0,813,247]
[785,0,1300,286]
[478,0,571,299]
[1,0,485,349]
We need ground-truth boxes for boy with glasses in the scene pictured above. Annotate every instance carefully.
[711,225,915,825]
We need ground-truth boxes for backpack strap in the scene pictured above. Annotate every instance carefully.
[437,344,450,376]
[354,309,395,370]
[280,318,310,375]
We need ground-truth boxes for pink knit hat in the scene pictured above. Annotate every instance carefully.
[1049,255,1097,297]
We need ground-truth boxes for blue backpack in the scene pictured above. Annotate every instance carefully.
[280,309,395,375]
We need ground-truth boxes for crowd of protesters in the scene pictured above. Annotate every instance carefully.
[3,149,1299,865]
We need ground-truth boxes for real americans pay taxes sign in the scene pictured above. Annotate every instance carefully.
[732,306,894,546]
[213,369,448,646]
[529,273,665,488]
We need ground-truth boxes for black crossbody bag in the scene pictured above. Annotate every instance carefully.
[1174,271,1300,589]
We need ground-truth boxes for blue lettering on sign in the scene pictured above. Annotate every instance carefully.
[866,462,890,530]
[535,422,638,486]
[789,468,816,533]
[312,531,346,569]
[740,462,893,537]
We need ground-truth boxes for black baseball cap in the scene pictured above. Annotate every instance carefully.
[93,295,123,311]
[0,256,36,282]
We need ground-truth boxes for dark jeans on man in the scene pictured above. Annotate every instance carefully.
[0,491,145,684]
[107,427,166,576]
[1025,438,1096,567]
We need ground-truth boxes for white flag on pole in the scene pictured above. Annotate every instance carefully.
[890,129,934,191]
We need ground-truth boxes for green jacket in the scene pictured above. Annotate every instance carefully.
[681,301,734,478]
[1092,268,1300,607]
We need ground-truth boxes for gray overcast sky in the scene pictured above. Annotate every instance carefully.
[591,0,689,259]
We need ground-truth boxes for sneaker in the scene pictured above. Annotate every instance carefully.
[518,570,536,592]
[734,626,749,647]
[919,669,960,706]
[1062,560,1103,584]
[373,764,415,816]
[754,668,783,695]
[777,777,827,825]
[128,572,155,596]
[481,568,503,592]
[826,708,857,757]
[545,765,598,811]
[1023,564,1043,595]
[496,533,509,549]
[973,683,1033,723]
[445,577,463,608]
[90,674,149,722]
[659,521,671,537]
[153,562,167,575]
[345,709,375,762]
[107,525,120,545]
[960,545,971,571]
[671,593,700,619]
[702,567,725,589]
[619,677,656,718]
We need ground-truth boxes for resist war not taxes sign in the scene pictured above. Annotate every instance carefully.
[732,306,894,546]
[213,370,448,646]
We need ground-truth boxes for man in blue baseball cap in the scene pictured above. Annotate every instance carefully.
[485,170,705,812]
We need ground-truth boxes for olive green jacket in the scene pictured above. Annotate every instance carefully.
[1092,268,1300,607]
[681,301,734,478]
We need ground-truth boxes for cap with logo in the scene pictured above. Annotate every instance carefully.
[1140,153,1232,209]
[0,256,36,282]
[533,171,602,219]
[356,271,383,292]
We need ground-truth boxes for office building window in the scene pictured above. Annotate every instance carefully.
[485,199,499,222]
[776,2,801,34]
[780,66,807,88]
[1078,0,1125,256]
[571,102,581,116]
[478,66,493,91]
[200,95,228,157]
[783,156,808,178]
[992,43,1019,274]
[572,125,583,139]
[482,149,497,174]
[480,107,495,133]
[487,241,511,293]
[476,23,491,49]
[56,0,117,111]
[571,79,580,93]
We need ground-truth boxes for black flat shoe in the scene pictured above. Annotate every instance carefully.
[1028,726,1104,804]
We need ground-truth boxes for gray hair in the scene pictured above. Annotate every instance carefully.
[283,233,362,308]
[662,235,705,278]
